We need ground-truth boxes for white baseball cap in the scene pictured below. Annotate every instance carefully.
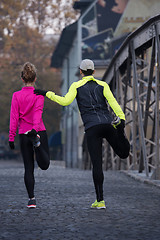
[80,59,94,71]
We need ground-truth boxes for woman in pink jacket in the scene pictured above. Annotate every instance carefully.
[9,62,50,208]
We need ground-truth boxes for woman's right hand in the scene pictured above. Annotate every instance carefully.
[9,141,15,150]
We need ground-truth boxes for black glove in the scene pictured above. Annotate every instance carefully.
[112,117,125,129]
[34,89,47,96]
[26,129,37,137]
[9,141,15,150]
[120,119,125,129]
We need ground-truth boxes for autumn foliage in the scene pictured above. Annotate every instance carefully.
[0,0,78,141]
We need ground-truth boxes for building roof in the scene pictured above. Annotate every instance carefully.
[50,21,77,68]
[73,0,93,14]
[50,0,94,68]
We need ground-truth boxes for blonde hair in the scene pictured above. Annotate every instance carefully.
[21,62,37,83]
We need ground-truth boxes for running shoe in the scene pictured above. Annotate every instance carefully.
[25,130,41,148]
[91,200,106,209]
[27,198,36,208]
[111,116,121,129]
[32,134,41,148]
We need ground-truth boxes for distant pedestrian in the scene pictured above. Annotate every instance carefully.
[9,62,50,208]
[34,59,130,209]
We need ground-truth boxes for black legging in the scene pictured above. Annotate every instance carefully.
[19,131,50,198]
[86,124,130,202]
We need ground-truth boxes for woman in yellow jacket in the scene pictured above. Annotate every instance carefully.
[34,59,130,209]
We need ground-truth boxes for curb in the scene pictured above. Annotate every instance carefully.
[121,170,160,188]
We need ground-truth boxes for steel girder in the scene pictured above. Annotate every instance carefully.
[102,15,160,179]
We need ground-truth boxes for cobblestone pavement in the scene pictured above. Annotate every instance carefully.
[0,160,160,240]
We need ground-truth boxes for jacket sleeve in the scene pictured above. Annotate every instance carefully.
[32,95,44,132]
[46,82,77,106]
[103,83,125,120]
[9,93,19,142]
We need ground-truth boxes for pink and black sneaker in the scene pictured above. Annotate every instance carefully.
[27,198,36,208]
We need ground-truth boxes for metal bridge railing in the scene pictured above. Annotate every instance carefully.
[102,15,160,179]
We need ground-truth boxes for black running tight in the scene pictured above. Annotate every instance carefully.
[86,124,130,202]
[19,131,50,198]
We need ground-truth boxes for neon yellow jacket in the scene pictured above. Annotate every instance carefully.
[46,75,125,129]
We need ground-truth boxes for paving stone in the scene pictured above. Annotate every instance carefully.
[0,160,160,240]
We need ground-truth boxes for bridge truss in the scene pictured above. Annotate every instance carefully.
[102,15,160,179]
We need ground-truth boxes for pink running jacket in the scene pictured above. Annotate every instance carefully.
[9,86,46,141]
